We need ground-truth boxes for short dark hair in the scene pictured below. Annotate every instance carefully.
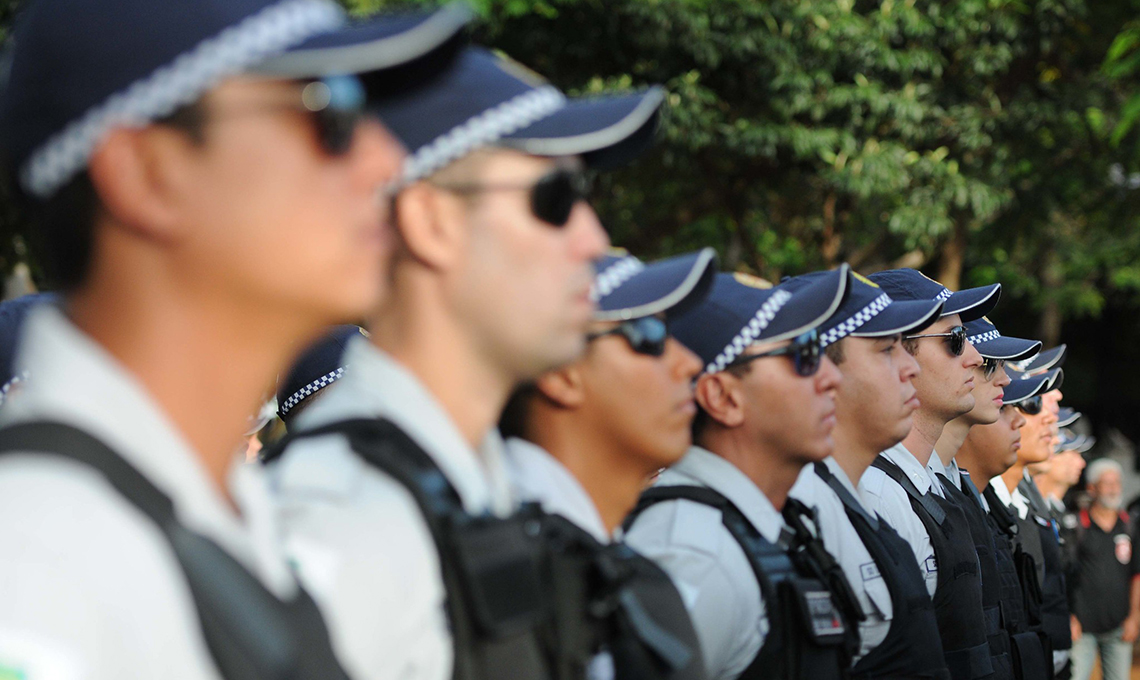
[15,100,208,291]
[824,337,846,366]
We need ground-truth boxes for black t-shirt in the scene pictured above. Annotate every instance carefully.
[1070,510,1140,634]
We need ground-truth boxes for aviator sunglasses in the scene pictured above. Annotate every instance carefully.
[982,357,1006,381]
[165,75,369,156]
[726,328,822,377]
[432,167,594,227]
[904,325,967,357]
[586,316,669,357]
[1015,395,1044,415]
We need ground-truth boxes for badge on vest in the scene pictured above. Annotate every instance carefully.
[924,555,938,575]
[792,584,847,645]
[1115,534,1132,565]
[860,562,881,582]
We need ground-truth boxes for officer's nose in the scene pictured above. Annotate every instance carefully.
[816,354,842,394]
[566,202,609,262]
[962,341,983,370]
[668,338,703,382]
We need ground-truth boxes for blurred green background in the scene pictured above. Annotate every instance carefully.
[1,0,1140,456]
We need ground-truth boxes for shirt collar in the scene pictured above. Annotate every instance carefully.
[503,438,609,542]
[881,442,933,495]
[658,446,785,544]
[823,456,866,504]
[298,337,514,516]
[3,306,295,595]
[988,476,1030,518]
[926,454,948,497]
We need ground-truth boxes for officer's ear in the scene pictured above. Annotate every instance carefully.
[88,127,192,243]
[392,181,467,270]
[534,367,586,409]
[694,372,746,428]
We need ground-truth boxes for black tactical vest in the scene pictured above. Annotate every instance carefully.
[626,484,856,680]
[265,418,706,680]
[871,456,994,680]
[937,472,1015,680]
[959,473,1051,680]
[1017,478,1072,655]
[0,421,351,680]
[812,462,951,680]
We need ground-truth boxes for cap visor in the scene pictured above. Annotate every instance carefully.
[943,283,1001,322]
[852,299,944,338]
[1056,408,1080,428]
[1003,371,1053,404]
[251,5,469,79]
[974,335,1042,362]
[765,264,850,343]
[1024,343,1067,373]
[500,87,665,169]
[594,248,717,322]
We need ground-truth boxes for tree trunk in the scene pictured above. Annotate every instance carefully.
[1038,248,1063,347]
[938,220,968,290]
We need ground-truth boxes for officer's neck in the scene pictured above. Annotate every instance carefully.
[954,440,996,492]
[830,417,886,486]
[68,275,315,507]
[527,415,653,536]
[367,278,516,450]
[933,417,971,468]
[900,408,946,466]
[999,460,1026,494]
[700,429,802,510]
[1033,473,1063,503]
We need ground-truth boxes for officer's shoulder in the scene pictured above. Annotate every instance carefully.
[630,493,727,557]
[858,466,888,497]
[271,431,367,499]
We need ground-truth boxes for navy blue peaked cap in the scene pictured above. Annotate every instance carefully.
[1012,343,1067,375]
[779,268,942,348]
[374,47,664,182]
[592,248,717,322]
[1057,406,1080,428]
[277,324,364,424]
[964,317,1041,362]
[672,264,849,375]
[1003,367,1062,404]
[869,268,1000,323]
[0,0,470,199]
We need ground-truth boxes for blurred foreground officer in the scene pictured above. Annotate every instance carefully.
[785,270,952,679]
[499,249,718,680]
[1068,459,1140,680]
[859,268,1001,680]
[989,368,1071,676]
[0,0,470,678]
[263,48,664,680]
[957,372,1059,680]
[625,267,862,680]
[929,317,1045,680]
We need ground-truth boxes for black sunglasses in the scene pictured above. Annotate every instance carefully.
[726,328,822,377]
[1016,395,1044,415]
[166,75,369,156]
[982,357,1006,381]
[432,168,594,227]
[586,316,669,357]
[905,325,967,357]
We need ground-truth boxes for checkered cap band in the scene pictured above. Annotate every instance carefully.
[706,289,794,374]
[820,292,891,347]
[935,287,954,302]
[968,329,1000,345]
[591,256,645,301]
[21,0,345,197]
[279,366,344,416]
[402,85,567,182]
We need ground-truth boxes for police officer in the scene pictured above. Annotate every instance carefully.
[989,367,1072,677]
[957,371,1059,680]
[264,48,665,680]
[930,317,1049,680]
[858,268,1001,680]
[783,269,953,679]
[275,325,365,429]
[499,248,717,680]
[0,0,470,677]
[625,267,861,680]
